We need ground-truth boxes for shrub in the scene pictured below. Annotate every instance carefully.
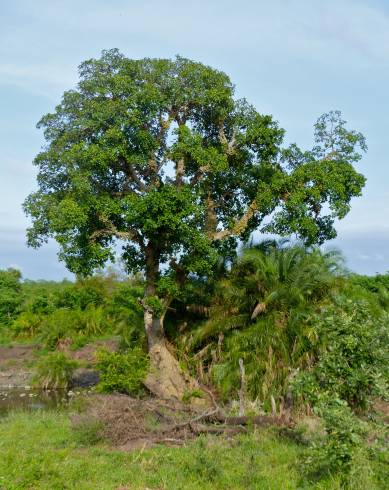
[77,305,114,337]
[38,309,80,348]
[37,306,115,349]
[291,294,389,484]
[302,398,375,488]
[11,311,43,338]
[55,276,109,310]
[292,295,389,410]
[96,348,149,395]
[33,352,78,389]
[0,268,22,324]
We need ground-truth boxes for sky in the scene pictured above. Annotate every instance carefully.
[0,0,388,279]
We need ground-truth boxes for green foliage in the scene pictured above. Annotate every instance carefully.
[289,292,389,484]
[4,273,145,349]
[182,388,205,404]
[55,276,110,310]
[144,295,164,317]
[33,351,78,389]
[37,309,80,348]
[302,398,374,488]
[292,295,389,409]
[189,241,343,404]
[96,348,149,395]
[12,311,43,337]
[348,273,389,309]
[35,307,115,349]
[0,268,22,325]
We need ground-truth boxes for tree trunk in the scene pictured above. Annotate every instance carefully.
[143,310,199,401]
[142,243,200,401]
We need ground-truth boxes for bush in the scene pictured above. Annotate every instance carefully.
[291,294,389,485]
[0,268,22,324]
[96,348,149,395]
[11,311,43,338]
[33,352,78,389]
[36,306,115,349]
[55,276,109,310]
[301,398,376,488]
[38,309,80,348]
[292,295,389,410]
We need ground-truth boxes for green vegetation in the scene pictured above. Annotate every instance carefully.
[1,273,144,349]
[33,352,79,389]
[0,269,22,325]
[96,348,149,395]
[0,243,388,487]
[1,410,387,489]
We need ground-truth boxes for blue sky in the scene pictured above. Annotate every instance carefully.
[0,0,388,279]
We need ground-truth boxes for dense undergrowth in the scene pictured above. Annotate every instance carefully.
[0,241,389,487]
[0,269,145,349]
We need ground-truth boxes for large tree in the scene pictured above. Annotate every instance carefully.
[24,49,366,399]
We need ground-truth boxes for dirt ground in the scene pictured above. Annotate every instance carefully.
[0,339,119,388]
[0,344,36,387]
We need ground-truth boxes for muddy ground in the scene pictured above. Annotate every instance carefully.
[0,339,119,388]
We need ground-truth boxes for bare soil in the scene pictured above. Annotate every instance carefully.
[65,338,120,364]
[0,344,36,387]
[0,338,119,387]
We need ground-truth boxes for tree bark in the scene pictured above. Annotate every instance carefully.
[142,244,200,401]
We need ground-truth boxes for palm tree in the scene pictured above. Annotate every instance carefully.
[189,241,344,404]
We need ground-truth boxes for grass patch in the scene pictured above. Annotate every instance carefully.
[33,352,78,389]
[1,409,387,489]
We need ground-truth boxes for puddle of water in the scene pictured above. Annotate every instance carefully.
[0,387,69,416]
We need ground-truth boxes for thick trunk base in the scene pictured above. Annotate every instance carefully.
[144,339,204,404]
[143,307,209,405]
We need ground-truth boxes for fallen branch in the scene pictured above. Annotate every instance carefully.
[213,414,293,427]
[189,423,246,436]
[167,408,221,432]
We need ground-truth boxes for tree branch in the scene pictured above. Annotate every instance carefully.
[219,126,238,155]
[175,158,185,186]
[210,200,258,241]
[190,165,210,186]
[90,216,145,250]
[119,156,147,192]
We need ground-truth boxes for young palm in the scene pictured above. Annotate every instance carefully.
[191,241,344,402]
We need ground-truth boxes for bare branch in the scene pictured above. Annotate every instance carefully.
[190,165,210,186]
[219,126,238,155]
[175,158,185,186]
[204,196,217,235]
[119,156,147,192]
[90,216,145,250]
[210,200,258,241]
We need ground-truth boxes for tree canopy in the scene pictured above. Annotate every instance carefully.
[24,49,366,286]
